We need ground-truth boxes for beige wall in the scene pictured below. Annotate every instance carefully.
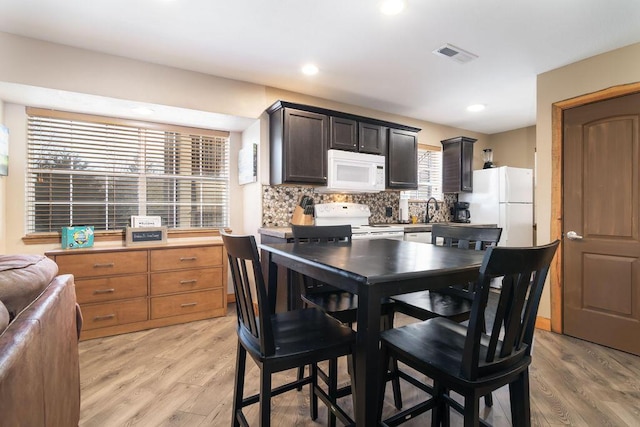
[536,42,640,318]
[488,126,536,169]
[0,31,488,255]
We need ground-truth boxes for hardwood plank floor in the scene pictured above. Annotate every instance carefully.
[79,305,640,426]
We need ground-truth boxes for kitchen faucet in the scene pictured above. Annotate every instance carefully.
[425,197,439,223]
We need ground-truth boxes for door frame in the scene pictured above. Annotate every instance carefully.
[550,81,640,333]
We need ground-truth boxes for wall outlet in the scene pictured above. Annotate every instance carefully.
[385,207,393,217]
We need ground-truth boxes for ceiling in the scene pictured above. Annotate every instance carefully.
[1,0,640,134]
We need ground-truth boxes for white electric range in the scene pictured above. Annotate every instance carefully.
[314,203,405,240]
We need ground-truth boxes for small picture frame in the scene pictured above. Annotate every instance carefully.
[125,226,168,246]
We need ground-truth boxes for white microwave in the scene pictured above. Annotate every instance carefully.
[320,149,386,193]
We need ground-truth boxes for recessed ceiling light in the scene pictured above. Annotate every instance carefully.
[301,64,319,76]
[467,104,486,112]
[131,106,154,115]
[380,0,405,15]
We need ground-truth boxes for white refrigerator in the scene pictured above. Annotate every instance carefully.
[459,166,533,247]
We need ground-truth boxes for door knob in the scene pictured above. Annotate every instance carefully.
[566,231,583,240]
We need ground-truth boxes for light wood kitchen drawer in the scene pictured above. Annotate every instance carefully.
[150,246,222,272]
[75,274,148,304]
[55,251,148,278]
[150,289,224,319]
[81,298,148,330]
[150,267,222,296]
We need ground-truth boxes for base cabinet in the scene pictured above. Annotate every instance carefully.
[47,242,227,340]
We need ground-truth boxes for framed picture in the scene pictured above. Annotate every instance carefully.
[125,226,168,246]
[238,143,257,185]
[0,125,8,176]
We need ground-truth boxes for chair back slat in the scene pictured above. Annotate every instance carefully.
[291,224,352,243]
[291,225,352,296]
[461,241,559,380]
[430,224,502,250]
[221,231,276,356]
[430,225,502,298]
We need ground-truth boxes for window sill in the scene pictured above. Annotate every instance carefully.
[22,228,228,245]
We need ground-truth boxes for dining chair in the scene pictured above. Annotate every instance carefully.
[378,240,559,427]
[391,224,503,323]
[221,231,356,427]
[390,224,502,407]
[291,224,403,409]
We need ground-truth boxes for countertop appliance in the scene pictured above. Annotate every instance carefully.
[314,202,404,240]
[319,150,385,193]
[452,201,471,223]
[458,166,533,247]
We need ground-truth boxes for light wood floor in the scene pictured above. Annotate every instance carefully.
[78,305,640,426]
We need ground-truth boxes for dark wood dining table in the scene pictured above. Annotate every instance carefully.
[260,238,486,426]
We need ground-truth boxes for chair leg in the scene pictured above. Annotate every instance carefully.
[259,368,272,427]
[328,358,338,427]
[431,382,449,427]
[377,344,390,423]
[484,392,493,407]
[231,341,246,427]
[296,365,305,391]
[463,395,480,427]
[509,370,531,427]
[310,363,319,420]
[389,357,403,410]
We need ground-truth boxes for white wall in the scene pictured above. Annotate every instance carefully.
[0,100,5,253]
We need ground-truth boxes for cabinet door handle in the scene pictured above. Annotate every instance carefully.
[180,302,198,308]
[179,257,197,262]
[94,314,116,321]
[180,280,197,285]
[93,263,115,268]
[94,288,115,294]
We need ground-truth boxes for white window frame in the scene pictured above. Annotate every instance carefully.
[402,144,443,201]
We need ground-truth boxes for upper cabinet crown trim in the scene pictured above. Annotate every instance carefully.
[267,100,421,133]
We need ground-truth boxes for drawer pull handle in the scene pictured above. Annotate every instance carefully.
[180,302,198,308]
[94,314,116,321]
[93,263,115,268]
[94,288,116,294]
[180,257,197,262]
[180,280,197,285]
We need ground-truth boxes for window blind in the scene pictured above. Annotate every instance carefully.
[26,108,230,233]
[403,146,443,200]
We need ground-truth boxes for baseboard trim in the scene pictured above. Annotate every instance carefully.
[535,316,551,331]
[227,293,235,303]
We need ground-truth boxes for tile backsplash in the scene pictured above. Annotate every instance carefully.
[262,185,456,227]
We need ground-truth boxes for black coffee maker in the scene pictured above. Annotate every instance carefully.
[452,202,471,223]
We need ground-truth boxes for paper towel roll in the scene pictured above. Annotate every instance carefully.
[399,199,409,222]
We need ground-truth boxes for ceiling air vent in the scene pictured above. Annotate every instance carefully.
[433,44,478,64]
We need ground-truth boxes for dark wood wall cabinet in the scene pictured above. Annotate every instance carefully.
[267,100,420,187]
[441,136,476,193]
[387,128,418,189]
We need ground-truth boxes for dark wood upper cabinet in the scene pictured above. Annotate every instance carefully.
[441,136,476,193]
[329,116,358,151]
[267,100,420,188]
[387,128,418,189]
[358,122,386,155]
[269,107,328,185]
[329,118,386,155]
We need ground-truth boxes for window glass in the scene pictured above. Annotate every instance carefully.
[402,147,442,200]
[27,111,229,233]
